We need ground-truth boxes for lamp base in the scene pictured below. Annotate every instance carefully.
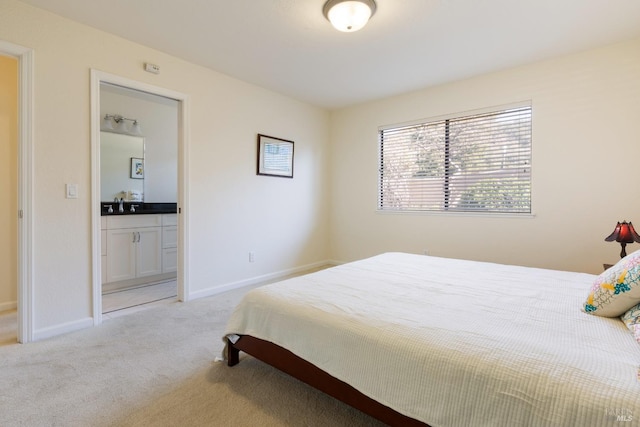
[620,242,627,258]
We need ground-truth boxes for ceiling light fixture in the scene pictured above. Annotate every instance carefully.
[323,0,376,33]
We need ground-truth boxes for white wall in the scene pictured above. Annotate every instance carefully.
[0,54,17,311]
[329,37,640,274]
[101,83,179,203]
[0,0,330,337]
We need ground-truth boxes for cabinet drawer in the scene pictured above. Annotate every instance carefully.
[162,226,177,248]
[101,255,107,284]
[101,230,107,255]
[107,214,162,229]
[162,214,177,226]
[163,247,178,273]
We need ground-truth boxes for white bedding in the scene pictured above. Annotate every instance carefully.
[224,252,640,426]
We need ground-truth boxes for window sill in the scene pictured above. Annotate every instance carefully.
[375,209,536,219]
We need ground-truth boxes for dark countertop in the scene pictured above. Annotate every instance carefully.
[101,202,177,216]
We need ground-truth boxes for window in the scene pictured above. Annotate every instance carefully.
[378,103,531,214]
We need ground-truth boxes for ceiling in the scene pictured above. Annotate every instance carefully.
[18,0,640,109]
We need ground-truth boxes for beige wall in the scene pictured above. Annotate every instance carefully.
[0,0,330,338]
[0,54,17,311]
[329,37,640,274]
[1,0,639,338]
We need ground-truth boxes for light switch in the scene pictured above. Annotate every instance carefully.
[66,183,78,199]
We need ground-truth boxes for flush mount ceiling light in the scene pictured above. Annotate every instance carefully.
[323,0,377,32]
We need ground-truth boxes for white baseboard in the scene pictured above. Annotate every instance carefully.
[33,317,94,342]
[188,259,335,301]
[0,301,17,313]
[30,260,338,341]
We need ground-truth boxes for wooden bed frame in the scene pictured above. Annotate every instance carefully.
[227,335,429,427]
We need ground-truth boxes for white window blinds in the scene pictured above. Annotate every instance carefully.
[378,104,532,213]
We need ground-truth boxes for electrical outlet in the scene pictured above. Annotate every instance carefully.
[249,251,255,263]
[422,249,429,255]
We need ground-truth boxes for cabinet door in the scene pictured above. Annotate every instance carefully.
[106,229,137,283]
[136,227,163,278]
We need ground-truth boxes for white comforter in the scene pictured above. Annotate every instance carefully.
[224,252,640,426]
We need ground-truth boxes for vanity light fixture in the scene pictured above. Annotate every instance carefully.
[102,114,142,136]
[323,0,376,32]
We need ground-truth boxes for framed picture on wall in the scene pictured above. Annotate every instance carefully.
[257,134,294,178]
[130,157,144,179]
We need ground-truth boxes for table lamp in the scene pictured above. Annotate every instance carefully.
[604,220,640,258]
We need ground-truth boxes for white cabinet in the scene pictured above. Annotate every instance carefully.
[101,217,107,284]
[162,214,178,274]
[105,215,163,283]
[106,228,138,282]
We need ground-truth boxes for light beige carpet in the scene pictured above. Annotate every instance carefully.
[0,284,385,427]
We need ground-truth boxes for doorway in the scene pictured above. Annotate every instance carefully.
[0,54,18,344]
[99,83,178,316]
[91,70,189,325]
[0,41,33,344]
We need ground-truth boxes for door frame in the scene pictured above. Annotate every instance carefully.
[90,70,190,324]
[0,40,34,343]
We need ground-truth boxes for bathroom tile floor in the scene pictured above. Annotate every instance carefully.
[102,280,177,319]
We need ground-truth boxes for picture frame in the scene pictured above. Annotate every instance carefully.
[257,134,294,178]
[130,157,144,179]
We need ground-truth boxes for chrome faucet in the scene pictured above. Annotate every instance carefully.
[130,204,139,213]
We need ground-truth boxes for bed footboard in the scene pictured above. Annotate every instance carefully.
[226,335,429,427]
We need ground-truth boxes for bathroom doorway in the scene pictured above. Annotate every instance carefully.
[99,83,179,316]
[91,70,189,324]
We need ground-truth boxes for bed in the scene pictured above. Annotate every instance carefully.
[223,252,640,426]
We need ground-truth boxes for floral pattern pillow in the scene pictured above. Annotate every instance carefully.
[583,250,640,317]
[621,303,640,344]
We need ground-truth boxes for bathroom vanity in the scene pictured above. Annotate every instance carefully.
[101,211,177,292]
[99,129,178,292]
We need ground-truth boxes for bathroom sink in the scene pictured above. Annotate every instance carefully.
[101,202,177,216]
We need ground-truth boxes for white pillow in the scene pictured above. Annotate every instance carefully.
[583,249,640,317]
[621,303,640,344]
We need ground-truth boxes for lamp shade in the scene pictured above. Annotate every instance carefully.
[323,0,376,32]
[605,220,640,258]
[115,117,129,133]
[130,121,142,136]
[605,221,640,243]
[102,115,114,130]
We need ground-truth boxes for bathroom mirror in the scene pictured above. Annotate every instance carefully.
[100,131,144,202]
